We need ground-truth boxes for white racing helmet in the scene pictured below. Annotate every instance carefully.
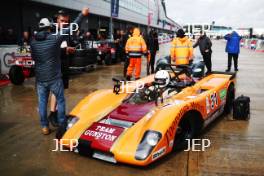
[154,70,170,87]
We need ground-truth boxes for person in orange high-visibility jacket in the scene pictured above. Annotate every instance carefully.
[125,28,147,80]
[170,29,193,65]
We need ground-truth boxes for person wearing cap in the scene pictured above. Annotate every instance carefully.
[47,10,78,127]
[170,29,193,66]
[30,8,89,137]
[193,30,212,74]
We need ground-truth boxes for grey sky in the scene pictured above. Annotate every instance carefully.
[165,0,264,28]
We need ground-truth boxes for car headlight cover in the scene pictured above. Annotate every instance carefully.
[135,130,162,160]
[66,116,79,130]
[146,132,160,146]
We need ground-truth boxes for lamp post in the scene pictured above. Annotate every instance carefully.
[109,1,113,40]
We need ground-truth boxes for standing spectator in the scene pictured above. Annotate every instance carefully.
[21,30,32,46]
[224,31,242,72]
[30,8,89,137]
[170,29,193,65]
[147,29,159,74]
[125,28,147,80]
[193,31,212,74]
[114,29,121,62]
[123,27,133,77]
[119,30,126,62]
[48,10,82,127]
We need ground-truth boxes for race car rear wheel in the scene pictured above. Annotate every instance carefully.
[224,83,235,114]
[9,65,25,85]
[104,53,112,65]
[173,112,202,151]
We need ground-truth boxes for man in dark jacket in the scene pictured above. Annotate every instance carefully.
[48,10,78,127]
[30,8,89,136]
[193,31,212,74]
[147,29,159,74]
[224,31,242,71]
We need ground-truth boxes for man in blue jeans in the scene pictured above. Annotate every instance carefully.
[31,8,89,137]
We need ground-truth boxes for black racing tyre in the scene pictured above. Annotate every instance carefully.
[9,65,25,85]
[70,56,89,67]
[104,53,112,65]
[224,83,235,114]
[29,68,35,77]
[173,113,201,151]
[97,57,103,65]
[86,53,97,65]
[74,49,87,57]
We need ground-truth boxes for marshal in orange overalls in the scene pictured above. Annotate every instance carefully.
[125,28,147,80]
[170,36,193,65]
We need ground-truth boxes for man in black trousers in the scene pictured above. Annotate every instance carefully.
[147,29,159,74]
[193,31,212,74]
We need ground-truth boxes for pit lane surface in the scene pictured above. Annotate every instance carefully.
[0,40,264,176]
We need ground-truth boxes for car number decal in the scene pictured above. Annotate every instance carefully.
[206,91,218,114]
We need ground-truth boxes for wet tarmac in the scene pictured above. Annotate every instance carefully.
[0,40,264,176]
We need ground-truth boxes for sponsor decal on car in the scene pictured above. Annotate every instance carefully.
[219,88,227,101]
[84,130,117,142]
[80,122,124,152]
[152,146,166,161]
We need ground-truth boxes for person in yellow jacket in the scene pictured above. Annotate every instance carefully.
[170,29,193,65]
[125,28,147,80]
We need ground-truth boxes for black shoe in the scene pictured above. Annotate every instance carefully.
[225,69,230,72]
[135,77,140,80]
[56,123,67,139]
[48,111,59,127]
[235,68,239,71]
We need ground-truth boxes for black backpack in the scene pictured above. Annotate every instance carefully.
[233,95,250,120]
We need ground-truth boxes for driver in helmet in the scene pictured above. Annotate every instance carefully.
[154,70,177,99]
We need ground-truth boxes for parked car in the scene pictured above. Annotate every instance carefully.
[8,46,34,85]
[95,40,116,65]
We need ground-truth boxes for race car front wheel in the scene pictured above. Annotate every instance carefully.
[173,112,202,151]
[9,65,25,85]
[104,53,112,65]
[224,83,235,114]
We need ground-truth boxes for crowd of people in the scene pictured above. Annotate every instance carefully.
[170,28,241,73]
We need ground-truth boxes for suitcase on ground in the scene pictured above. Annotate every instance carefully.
[233,95,250,120]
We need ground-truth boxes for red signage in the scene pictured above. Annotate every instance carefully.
[80,122,124,152]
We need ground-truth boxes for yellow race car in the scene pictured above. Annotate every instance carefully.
[60,60,236,166]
